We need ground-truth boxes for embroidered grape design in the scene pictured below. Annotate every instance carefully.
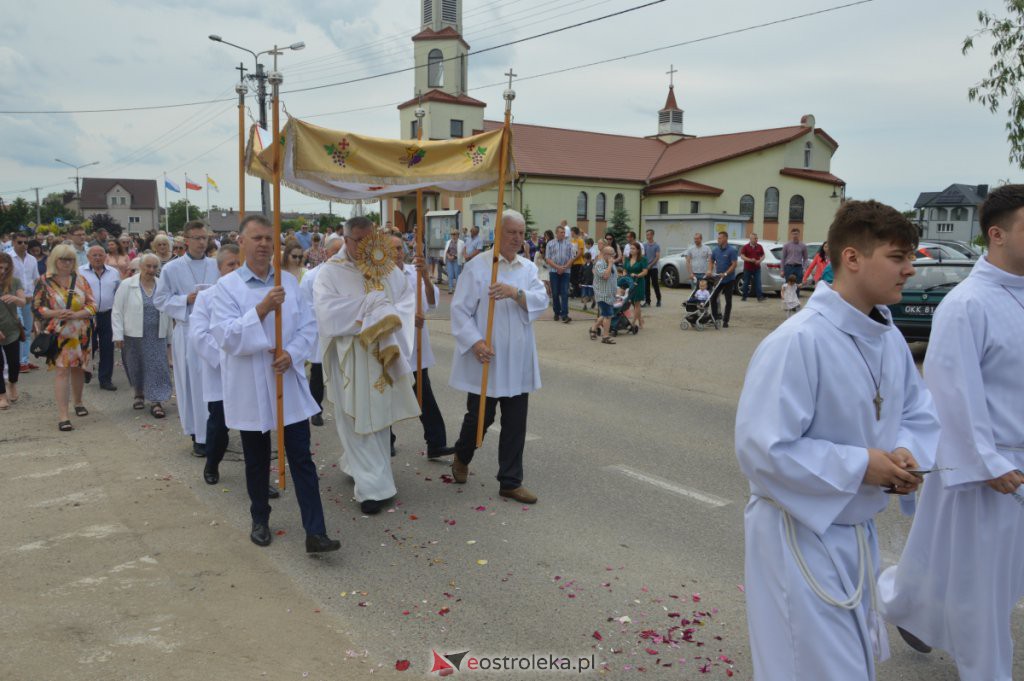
[324,138,351,167]
[465,144,487,166]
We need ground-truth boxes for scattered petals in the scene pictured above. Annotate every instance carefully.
[395,660,410,671]
[692,593,701,603]
[476,559,488,566]
[275,530,286,536]
[438,606,450,616]
[592,631,603,641]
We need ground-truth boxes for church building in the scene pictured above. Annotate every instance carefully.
[385,0,846,251]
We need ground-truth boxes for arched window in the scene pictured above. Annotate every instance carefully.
[789,195,805,222]
[427,49,444,88]
[764,187,780,220]
[931,207,947,220]
[804,142,812,169]
[577,191,588,220]
[739,194,755,218]
[950,207,968,221]
[613,193,624,213]
[596,192,606,220]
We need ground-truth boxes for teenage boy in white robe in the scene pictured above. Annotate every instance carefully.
[448,209,549,505]
[300,235,344,427]
[735,199,940,681]
[878,184,1024,680]
[211,215,339,554]
[313,217,420,516]
[153,220,218,456]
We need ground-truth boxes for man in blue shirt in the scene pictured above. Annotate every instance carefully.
[709,231,738,328]
[294,224,313,251]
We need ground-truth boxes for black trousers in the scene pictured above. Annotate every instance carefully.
[0,339,19,394]
[645,267,662,304]
[309,362,324,410]
[416,368,447,451]
[239,421,326,535]
[454,392,528,489]
[710,279,734,324]
[93,310,114,385]
[570,264,583,297]
[204,400,230,470]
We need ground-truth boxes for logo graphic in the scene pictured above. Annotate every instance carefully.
[430,650,470,676]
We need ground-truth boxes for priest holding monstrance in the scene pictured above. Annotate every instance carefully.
[314,216,420,515]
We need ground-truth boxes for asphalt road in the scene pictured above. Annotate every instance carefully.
[3,284,1020,679]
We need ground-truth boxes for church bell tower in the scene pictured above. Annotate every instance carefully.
[655,65,685,143]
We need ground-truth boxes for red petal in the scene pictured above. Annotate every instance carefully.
[593,631,603,641]
[645,648,659,655]
[395,659,411,671]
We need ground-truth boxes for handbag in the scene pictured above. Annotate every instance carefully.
[30,274,77,361]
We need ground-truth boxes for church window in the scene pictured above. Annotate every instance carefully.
[596,193,606,220]
[658,201,668,215]
[764,187,779,220]
[577,192,588,220]
[613,193,624,213]
[450,119,463,138]
[410,120,419,140]
[739,194,754,218]
[804,142,812,168]
[789,195,805,222]
[690,201,700,214]
[442,0,457,24]
[428,49,444,88]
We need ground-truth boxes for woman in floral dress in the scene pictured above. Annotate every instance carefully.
[33,244,97,431]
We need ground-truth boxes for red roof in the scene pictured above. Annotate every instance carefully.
[411,26,469,50]
[779,167,845,185]
[398,89,486,110]
[482,120,838,186]
[645,179,723,196]
[661,85,680,111]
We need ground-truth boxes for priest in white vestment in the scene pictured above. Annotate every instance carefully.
[210,215,339,553]
[153,220,218,456]
[735,200,939,681]
[448,210,548,505]
[878,185,1024,681]
[313,217,420,516]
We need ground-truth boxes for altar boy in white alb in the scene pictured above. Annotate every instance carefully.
[153,220,218,456]
[734,200,940,681]
[878,184,1024,680]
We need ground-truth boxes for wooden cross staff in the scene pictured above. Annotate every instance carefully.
[476,68,516,447]
[414,93,426,408]
[269,52,286,490]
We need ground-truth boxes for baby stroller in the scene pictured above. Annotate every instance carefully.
[680,274,724,331]
[610,275,639,337]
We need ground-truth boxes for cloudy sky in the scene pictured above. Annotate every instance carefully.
[0,0,1017,220]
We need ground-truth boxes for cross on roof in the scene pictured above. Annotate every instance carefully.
[666,64,677,87]
[505,68,517,88]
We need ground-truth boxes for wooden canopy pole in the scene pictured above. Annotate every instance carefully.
[269,50,286,490]
[236,70,247,226]
[414,98,426,407]
[476,69,516,447]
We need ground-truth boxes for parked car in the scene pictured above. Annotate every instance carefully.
[887,259,974,342]
[731,240,785,296]
[919,239,980,260]
[658,250,691,288]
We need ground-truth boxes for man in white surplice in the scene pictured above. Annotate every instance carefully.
[153,220,218,456]
[448,210,548,505]
[878,184,1024,681]
[735,200,939,681]
[313,217,420,516]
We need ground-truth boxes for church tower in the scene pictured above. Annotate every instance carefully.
[654,66,685,143]
[398,0,485,141]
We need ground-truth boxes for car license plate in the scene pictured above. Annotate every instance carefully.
[903,304,936,316]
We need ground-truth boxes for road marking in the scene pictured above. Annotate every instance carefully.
[11,461,88,480]
[31,489,106,508]
[487,424,540,442]
[605,464,730,508]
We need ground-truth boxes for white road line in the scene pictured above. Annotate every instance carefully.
[605,464,731,508]
[487,424,540,442]
[11,461,89,480]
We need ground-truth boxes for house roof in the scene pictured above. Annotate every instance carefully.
[80,178,159,210]
[411,26,469,49]
[779,168,846,186]
[397,88,486,110]
[915,183,989,208]
[648,126,812,181]
[645,179,723,196]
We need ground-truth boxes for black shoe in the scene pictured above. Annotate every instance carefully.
[192,442,207,457]
[723,322,729,328]
[310,412,324,427]
[84,371,92,384]
[897,627,932,653]
[427,445,456,460]
[641,302,649,307]
[390,444,397,458]
[250,523,271,547]
[360,499,384,515]
[656,301,661,307]
[306,534,341,553]
[100,383,117,391]
[563,316,571,323]
[268,485,280,499]
[741,297,747,301]
[203,466,219,485]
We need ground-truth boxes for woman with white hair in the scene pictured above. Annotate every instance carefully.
[112,253,172,417]
[150,234,173,269]
[32,243,97,431]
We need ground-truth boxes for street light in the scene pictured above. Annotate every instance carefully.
[55,158,99,199]
[209,35,305,217]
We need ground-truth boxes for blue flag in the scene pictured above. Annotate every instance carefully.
[165,178,181,193]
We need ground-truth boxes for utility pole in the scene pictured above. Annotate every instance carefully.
[34,187,41,227]
[251,62,271,217]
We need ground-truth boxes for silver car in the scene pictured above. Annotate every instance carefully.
[660,239,788,295]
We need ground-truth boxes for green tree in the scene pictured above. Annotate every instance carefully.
[88,213,123,239]
[365,211,381,226]
[606,205,631,244]
[963,1,1024,167]
[521,205,536,228]
[0,197,34,235]
[40,192,77,224]
[165,199,206,233]
[318,213,343,230]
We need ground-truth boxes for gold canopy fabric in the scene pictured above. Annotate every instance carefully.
[245,118,511,203]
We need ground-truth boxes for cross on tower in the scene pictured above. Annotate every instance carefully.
[505,68,517,88]
[666,64,678,87]
[235,61,248,83]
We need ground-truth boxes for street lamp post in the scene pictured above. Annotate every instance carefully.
[54,158,99,200]
[209,35,305,217]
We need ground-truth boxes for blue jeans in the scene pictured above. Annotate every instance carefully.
[549,271,570,318]
[783,264,804,297]
[18,303,32,365]
[445,260,461,292]
[742,269,764,300]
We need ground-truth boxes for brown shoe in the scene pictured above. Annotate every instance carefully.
[499,486,537,504]
[451,456,468,484]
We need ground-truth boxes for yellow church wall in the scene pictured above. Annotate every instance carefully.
[399,100,484,141]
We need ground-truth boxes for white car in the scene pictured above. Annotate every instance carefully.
[659,240,788,295]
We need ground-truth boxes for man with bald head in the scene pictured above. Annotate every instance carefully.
[79,244,121,389]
